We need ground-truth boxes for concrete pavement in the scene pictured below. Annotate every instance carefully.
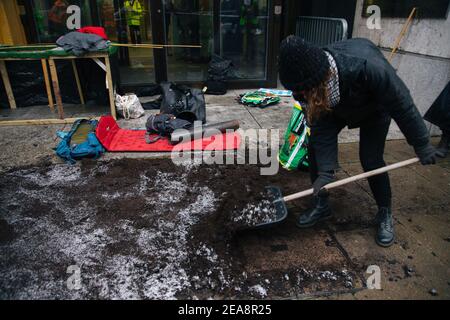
[0,94,448,299]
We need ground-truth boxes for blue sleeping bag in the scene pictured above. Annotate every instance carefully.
[55,119,105,164]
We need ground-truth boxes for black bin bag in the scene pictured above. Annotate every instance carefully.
[205,54,237,95]
[159,82,206,123]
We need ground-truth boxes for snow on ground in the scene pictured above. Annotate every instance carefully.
[0,161,358,299]
[10,164,83,187]
[0,163,219,299]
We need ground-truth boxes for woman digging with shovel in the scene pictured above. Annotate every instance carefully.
[278,36,437,247]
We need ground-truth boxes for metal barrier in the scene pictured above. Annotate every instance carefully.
[295,16,348,46]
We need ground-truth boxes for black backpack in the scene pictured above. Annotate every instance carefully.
[159,82,206,123]
[205,55,237,95]
[145,113,192,143]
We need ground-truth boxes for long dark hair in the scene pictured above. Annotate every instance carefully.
[304,70,332,124]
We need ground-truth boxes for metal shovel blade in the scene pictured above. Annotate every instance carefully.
[250,186,289,230]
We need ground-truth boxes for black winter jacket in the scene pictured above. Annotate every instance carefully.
[309,38,430,172]
[424,81,450,133]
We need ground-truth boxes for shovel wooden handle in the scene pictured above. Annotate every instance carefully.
[282,157,420,202]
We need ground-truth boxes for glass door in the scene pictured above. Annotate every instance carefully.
[99,0,280,88]
[23,0,280,88]
[163,0,214,82]
[96,0,157,85]
[18,0,279,88]
[220,0,269,80]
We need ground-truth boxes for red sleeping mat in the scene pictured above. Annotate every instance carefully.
[95,116,241,152]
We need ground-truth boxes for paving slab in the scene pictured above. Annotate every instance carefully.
[334,226,450,299]
[338,141,399,165]
[384,139,418,160]
[408,161,450,195]
[241,101,293,130]
[0,104,109,121]
[238,227,348,274]
[233,216,365,298]
[0,124,63,171]
[395,208,450,265]
[205,104,261,129]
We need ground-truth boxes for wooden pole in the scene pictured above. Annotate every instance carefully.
[388,7,417,63]
[48,58,65,119]
[104,55,117,120]
[110,43,164,49]
[282,158,420,202]
[41,58,55,112]
[0,117,100,127]
[0,60,16,109]
[153,44,202,48]
[0,44,56,50]
[71,60,85,105]
[110,43,201,49]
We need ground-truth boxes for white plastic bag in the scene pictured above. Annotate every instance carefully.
[115,94,145,119]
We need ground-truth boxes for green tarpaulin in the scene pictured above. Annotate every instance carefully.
[0,45,118,59]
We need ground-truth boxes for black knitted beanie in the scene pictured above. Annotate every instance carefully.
[278,35,330,92]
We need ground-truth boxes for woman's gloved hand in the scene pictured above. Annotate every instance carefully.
[313,171,335,196]
[414,143,437,165]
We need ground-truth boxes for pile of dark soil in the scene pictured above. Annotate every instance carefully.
[0,158,368,299]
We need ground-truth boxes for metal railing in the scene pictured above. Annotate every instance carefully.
[295,16,348,46]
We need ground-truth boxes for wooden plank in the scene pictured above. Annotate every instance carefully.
[50,53,109,60]
[41,59,54,112]
[71,60,85,105]
[0,58,51,61]
[92,58,106,72]
[0,117,100,127]
[48,58,65,119]
[111,43,201,48]
[0,59,16,109]
[0,44,56,50]
[104,55,117,120]
[110,43,164,49]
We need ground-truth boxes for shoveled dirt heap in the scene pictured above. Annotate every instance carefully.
[0,158,367,299]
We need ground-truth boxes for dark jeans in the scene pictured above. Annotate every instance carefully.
[309,115,392,208]
[129,25,142,44]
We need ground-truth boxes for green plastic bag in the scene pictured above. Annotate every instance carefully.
[239,91,281,108]
[278,101,310,170]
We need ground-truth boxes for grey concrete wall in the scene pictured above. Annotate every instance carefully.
[352,0,450,138]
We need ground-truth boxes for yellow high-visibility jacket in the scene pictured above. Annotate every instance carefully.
[124,0,143,26]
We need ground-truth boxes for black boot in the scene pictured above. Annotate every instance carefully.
[296,195,332,228]
[436,132,450,158]
[375,207,395,247]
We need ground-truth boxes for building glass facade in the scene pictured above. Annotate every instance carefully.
[1,0,278,89]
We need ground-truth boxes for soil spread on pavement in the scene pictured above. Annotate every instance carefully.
[0,158,375,299]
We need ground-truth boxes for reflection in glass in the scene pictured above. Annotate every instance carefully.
[28,0,93,42]
[220,0,268,80]
[19,0,270,86]
[96,0,155,85]
[164,0,213,81]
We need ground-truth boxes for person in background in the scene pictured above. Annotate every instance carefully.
[278,36,437,247]
[175,0,201,62]
[163,0,174,45]
[239,0,259,61]
[48,0,68,38]
[100,0,116,41]
[424,81,450,158]
[124,0,143,44]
